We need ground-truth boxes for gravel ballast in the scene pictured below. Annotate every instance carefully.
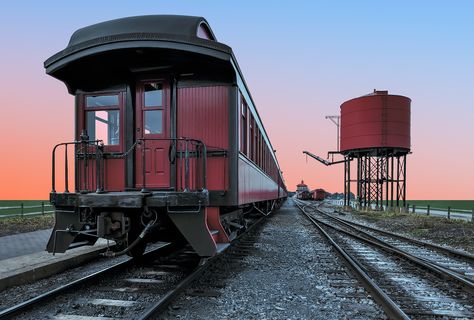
[161,200,385,319]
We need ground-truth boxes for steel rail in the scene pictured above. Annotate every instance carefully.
[309,202,474,278]
[136,210,271,319]
[293,199,409,320]
[330,208,474,261]
[305,203,474,274]
[0,242,172,319]
[299,201,474,294]
[1,202,280,320]
[136,257,212,320]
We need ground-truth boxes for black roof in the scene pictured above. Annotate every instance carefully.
[44,15,231,70]
[68,15,216,46]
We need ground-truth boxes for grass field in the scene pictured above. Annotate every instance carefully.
[352,209,474,253]
[0,200,52,216]
[406,200,474,211]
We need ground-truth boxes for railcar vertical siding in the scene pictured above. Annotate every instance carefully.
[177,86,229,191]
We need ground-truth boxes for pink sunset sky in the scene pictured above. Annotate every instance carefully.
[0,1,473,200]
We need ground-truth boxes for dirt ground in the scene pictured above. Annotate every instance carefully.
[349,209,474,254]
[0,215,54,237]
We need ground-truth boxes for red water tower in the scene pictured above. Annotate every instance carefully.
[340,90,411,209]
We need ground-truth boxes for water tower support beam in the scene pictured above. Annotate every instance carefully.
[347,155,351,207]
[396,156,400,208]
[386,153,389,209]
[390,156,394,208]
[403,154,407,206]
[344,159,347,206]
[376,157,380,209]
[357,157,362,207]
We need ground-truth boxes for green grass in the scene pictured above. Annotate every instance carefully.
[0,200,52,217]
[0,214,55,236]
[406,200,474,211]
[351,208,474,253]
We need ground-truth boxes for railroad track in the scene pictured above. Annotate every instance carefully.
[294,198,474,319]
[317,203,474,281]
[0,242,179,319]
[1,214,267,320]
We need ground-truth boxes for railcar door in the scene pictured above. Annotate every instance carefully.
[135,80,171,189]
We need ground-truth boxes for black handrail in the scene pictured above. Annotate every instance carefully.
[138,138,207,192]
[52,137,209,194]
[51,140,103,194]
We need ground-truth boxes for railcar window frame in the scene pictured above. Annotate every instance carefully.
[142,81,165,136]
[239,91,280,180]
[249,113,254,162]
[82,92,124,152]
[240,97,248,155]
[85,95,119,108]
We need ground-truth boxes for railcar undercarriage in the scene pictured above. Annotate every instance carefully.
[48,191,282,257]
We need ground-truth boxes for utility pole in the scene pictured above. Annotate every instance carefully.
[325,115,340,161]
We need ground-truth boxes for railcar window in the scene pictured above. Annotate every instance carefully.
[249,115,254,160]
[86,110,120,145]
[144,110,163,134]
[86,95,119,107]
[240,99,247,154]
[144,83,163,107]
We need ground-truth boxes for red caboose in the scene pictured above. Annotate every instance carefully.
[45,15,286,257]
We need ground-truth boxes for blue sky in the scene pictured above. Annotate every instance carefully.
[0,1,473,198]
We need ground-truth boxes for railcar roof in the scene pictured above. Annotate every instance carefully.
[44,15,230,68]
[69,15,216,45]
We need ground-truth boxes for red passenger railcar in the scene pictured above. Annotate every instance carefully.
[45,15,286,257]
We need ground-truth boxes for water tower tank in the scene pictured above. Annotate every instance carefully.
[340,90,411,154]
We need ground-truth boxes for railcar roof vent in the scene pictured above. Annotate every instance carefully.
[197,22,216,41]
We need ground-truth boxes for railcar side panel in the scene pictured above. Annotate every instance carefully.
[177,86,229,149]
[177,86,229,191]
[238,156,279,204]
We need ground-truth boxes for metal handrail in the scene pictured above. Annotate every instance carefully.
[51,139,103,194]
[138,138,207,192]
[51,137,209,194]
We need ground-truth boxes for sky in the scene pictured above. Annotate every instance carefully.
[0,1,473,200]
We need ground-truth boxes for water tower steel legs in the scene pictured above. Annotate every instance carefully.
[347,156,350,206]
[397,154,407,208]
[343,156,351,207]
[390,156,394,208]
[349,152,407,211]
[344,158,347,206]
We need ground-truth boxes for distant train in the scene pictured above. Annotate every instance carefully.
[312,188,326,201]
[45,15,287,258]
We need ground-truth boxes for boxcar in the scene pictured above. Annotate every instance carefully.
[312,189,326,201]
[45,15,286,257]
